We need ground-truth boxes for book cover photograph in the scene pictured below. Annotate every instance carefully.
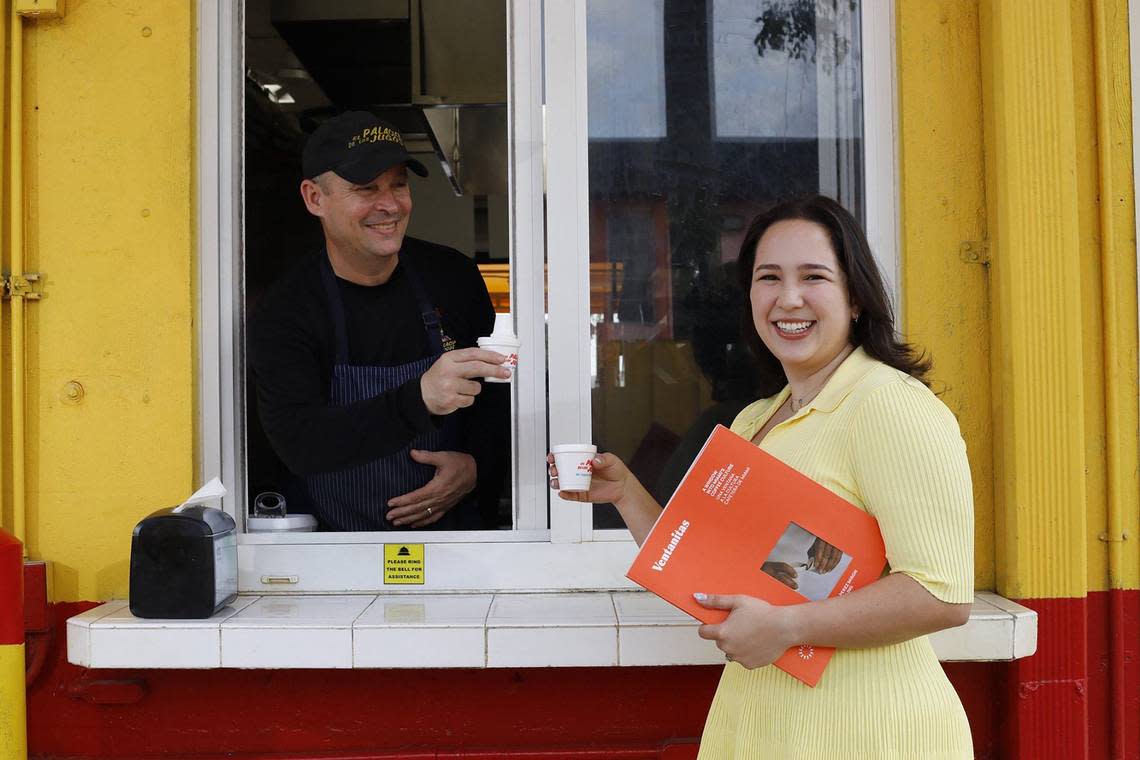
[626,424,888,687]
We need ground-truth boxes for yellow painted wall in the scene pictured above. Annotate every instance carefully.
[1082,0,1140,592]
[18,1,194,601]
[897,0,995,591]
[0,1,1133,603]
[900,0,1138,597]
[1069,0,1112,594]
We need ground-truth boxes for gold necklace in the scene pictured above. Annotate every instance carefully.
[788,390,820,414]
[786,346,855,414]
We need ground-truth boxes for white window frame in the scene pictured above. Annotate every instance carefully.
[197,0,899,593]
[861,0,902,320]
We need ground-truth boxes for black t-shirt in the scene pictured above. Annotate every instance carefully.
[249,237,501,477]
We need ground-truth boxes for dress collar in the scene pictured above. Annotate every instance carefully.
[801,345,878,413]
[737,346,880,443]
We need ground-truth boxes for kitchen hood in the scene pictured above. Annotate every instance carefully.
[265,0,508,196]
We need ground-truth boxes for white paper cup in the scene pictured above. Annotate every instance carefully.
[477,336,520,383]
[551,444,598,492]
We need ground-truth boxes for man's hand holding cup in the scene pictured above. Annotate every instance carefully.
[477,313,520,383]
[420,348,510,415]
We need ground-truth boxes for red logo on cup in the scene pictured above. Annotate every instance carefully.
[577,459,594,474]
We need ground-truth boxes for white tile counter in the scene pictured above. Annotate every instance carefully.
[67,591,1037,670]
[354,594,491,668]
[486,593,620,667]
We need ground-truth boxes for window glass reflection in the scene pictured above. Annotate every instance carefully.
[587,0,667,139]
[586,0,863,527]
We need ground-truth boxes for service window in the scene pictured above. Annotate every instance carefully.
[242,0,516,533]
[197,0,895,592]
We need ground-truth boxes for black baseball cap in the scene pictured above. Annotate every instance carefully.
[302,111,428,183]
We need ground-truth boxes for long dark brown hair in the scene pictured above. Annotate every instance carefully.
[737,195,931,397]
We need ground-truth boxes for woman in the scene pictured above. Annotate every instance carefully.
[549,196,974,758]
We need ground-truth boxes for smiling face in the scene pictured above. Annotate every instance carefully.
[749,219,859,381]
[300,164,412,283]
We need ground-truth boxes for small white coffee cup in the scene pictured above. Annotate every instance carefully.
[477,335,520,383]
[551,444,598,492]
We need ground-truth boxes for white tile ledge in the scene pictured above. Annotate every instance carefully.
[67,591,1037,670]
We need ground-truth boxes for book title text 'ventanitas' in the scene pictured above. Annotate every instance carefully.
[650,520,691,572]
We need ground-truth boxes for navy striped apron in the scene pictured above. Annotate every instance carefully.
[304,254,477,531]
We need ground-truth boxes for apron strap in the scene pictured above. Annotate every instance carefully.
[399,253,447,356]
[319,249,448,362]
[318,254,351,365]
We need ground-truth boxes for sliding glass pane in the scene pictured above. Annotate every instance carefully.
[586,0,864,527]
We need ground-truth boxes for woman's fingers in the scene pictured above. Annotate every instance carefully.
[547,454,560,488]
[593,452,623,474]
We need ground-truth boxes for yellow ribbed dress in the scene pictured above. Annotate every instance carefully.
[697,347,974,760]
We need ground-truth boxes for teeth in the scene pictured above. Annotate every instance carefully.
[776,321,812,333]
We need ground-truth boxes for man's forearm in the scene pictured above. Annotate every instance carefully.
[261,381,436,475]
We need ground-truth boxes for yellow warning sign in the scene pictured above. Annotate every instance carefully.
[383,544,425,585]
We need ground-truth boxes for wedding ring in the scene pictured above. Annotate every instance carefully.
[426,507,433,517]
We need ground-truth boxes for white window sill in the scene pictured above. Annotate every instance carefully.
[67,591,1037,670]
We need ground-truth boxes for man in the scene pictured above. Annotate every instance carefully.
[250,111,509,531]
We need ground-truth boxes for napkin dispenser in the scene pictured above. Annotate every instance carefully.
[129,504,238,619]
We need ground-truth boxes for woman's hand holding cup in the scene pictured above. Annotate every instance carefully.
[548,447,632,505]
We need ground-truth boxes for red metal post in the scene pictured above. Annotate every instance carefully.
[0,530,22,645]
[0,528,27,760]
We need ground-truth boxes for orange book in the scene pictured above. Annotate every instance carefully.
[626,424,887,687]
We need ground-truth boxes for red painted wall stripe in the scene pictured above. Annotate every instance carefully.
[1123,589,1140,760]
[24,593,1139,759]
[30,603,715,758]
[0,530,23,646]
[1008,591,1140,760]
[1008,597,1090,759]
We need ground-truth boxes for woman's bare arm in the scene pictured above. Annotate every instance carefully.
[696,573,969,668]
[549,452,663,545]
